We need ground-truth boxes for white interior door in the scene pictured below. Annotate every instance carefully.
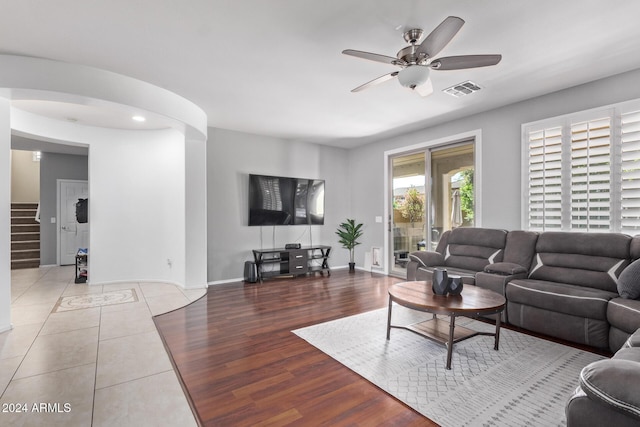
[59,180,89,265]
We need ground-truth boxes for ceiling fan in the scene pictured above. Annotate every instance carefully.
[342,16,502,97]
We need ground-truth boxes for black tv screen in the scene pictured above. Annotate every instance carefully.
[249,174,325,226]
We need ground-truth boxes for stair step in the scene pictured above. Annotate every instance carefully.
[11,240,40,251]
[11,203,38,210]
[11,249,40,261]
[11,224,40,233]
[11,216,39,225]
[11,210,37,217]
[11,259,40,269]
[11,232,40,242]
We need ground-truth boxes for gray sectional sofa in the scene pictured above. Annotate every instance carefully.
[406,227,640,353]
[565,329,640,426]
[407,226,640,424]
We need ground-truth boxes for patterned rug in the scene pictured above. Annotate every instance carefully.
[292,305,605,426]
[53,289,138,312]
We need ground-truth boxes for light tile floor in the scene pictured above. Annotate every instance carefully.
[0,266,206,426]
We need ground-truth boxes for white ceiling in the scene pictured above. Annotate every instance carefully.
[2,0,640,149]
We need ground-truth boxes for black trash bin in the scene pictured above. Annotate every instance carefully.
[244,261,257,283]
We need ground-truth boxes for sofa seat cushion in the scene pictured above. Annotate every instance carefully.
[608,298,640,334]
[507,279,617,320]
[416,266,476,285]
[579,359,640,421]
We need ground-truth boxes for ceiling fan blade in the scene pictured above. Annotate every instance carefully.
[342,49,399,66]
[351,71,399,92]
[415,16,465,58]
[414,79,433,97]
[431,54,502,70]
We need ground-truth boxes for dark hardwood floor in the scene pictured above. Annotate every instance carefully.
[153,270,435,426]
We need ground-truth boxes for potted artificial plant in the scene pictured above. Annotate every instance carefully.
[336,218,363,272]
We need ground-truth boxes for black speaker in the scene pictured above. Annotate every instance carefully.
[244,261,257,283]
[285,243,301,249]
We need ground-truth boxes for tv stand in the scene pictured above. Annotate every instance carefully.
[252,245,331,282]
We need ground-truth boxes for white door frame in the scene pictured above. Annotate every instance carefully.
[383,130,482,276]
[56,179,89,266]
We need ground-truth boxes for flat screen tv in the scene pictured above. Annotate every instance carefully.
[249,174,325,226]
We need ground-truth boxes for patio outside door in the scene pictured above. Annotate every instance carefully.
[389,141,475,277]
[390,153,427,276]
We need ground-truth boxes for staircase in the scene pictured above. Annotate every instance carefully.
[11,203,41,269]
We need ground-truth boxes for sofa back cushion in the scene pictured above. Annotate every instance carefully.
[442,228,508,272]
[529,232,631,292]
[434,230,451,255]
[503,230,539,270]
[631,236,640,260]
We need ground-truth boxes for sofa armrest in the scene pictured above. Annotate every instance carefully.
[408,251,444,268]
[483,262,527,276]
[624,328,640,349]
[579,359,640,421]
[475,269,528,304]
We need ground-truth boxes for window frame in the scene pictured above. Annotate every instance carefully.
[521,98,640,233]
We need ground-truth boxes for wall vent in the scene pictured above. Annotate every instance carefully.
[443,81,482,97]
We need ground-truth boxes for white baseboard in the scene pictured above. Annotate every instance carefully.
[207,266,390,286]
[208,277,244,286]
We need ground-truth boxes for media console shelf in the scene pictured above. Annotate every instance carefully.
[252,245,331,282]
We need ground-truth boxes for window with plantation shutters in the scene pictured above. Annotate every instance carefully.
[522,99,640,233]
[526,127,563,231]
[570,117,611,231]
[621,110,640,234]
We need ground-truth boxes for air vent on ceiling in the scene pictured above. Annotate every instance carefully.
[443,81,482,97]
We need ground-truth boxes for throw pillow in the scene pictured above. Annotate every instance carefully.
[617,259,640,299]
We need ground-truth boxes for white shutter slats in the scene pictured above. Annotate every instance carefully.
[527,126,563,231]
[570,117,611,231]
[525,102,640,234]
[621,110,640,234]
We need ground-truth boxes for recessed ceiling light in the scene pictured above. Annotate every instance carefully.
[132,115,146,122]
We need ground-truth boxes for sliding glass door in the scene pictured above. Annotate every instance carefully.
[389,140,475,277]
[390,153,427,276]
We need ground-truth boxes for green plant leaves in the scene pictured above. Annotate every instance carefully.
[336,218,363,262]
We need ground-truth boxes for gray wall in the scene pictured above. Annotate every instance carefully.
[348,68,640,258]
[206,68,640,282]
[207,128,351,282]
[40,152,88,265]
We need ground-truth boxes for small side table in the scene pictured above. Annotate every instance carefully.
[75,251,88,283]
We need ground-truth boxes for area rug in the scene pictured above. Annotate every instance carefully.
[292,305,605,426]
[53,289,138,312]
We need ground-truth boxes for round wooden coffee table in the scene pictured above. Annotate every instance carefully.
[387,281,506,370]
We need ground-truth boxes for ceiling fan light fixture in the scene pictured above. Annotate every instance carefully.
[398,65,430,89]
